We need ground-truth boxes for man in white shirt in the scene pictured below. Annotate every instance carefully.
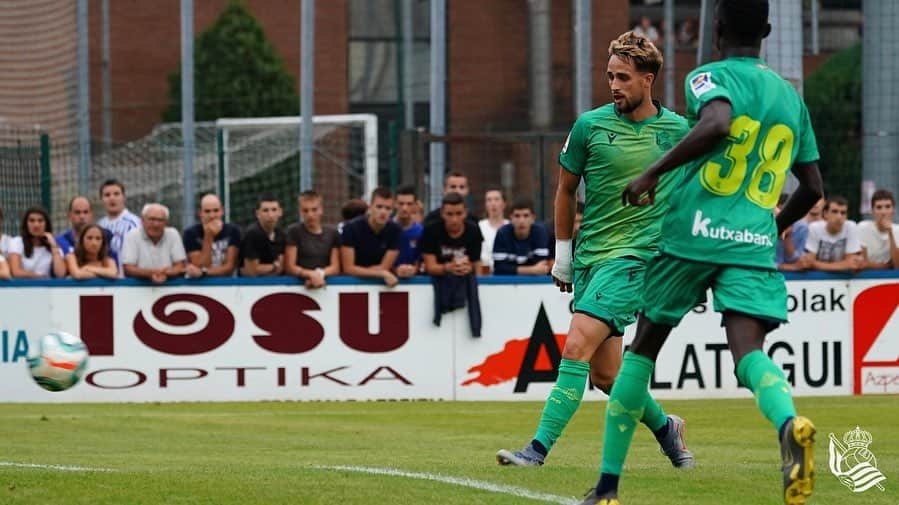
[97,179,142,263]
[803,195,863,272]
[121,203,186,284]
[858,189,899,269]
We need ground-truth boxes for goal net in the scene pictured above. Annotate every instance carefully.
[216,114,378,226]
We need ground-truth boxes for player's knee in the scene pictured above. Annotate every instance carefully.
[561,336,594,361]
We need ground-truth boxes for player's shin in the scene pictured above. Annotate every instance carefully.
[532,359,590,454]
[736,350,797,432]
[600,352,655,476]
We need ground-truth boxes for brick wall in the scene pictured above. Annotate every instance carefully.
[92,0,347,142]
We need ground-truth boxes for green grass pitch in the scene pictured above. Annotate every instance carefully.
[0,396,896,504]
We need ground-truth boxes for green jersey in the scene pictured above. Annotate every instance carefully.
[559,102,689,268]
[660,57,820,269]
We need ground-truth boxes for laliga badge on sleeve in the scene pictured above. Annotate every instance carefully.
[690,72,716,98]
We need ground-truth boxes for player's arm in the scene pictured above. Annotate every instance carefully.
[623,99,732,206]
[888,228,899,269]
[551,167,579,291]
[775,162,824,235]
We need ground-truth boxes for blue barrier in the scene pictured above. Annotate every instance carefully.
[0,270,896,288]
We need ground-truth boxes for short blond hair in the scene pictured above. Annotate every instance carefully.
[608,31,663,77]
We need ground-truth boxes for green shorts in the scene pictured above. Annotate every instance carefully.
[642,253,788,330]
[573,256,646,336]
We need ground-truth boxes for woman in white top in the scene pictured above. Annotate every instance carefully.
[8,207,66,278]
[0,254,11,280]
[478,188,509,273]
[66,224,119,279]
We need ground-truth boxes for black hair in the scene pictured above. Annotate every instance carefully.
[717,0,769,46]
[510,196,535,213]
[825,195,849,210]
[871,189,895,207]
[396,185,417,198]
[99,178,125,197]
[256,193,280,209]
[20,206,53,258]
[441,192,465,207]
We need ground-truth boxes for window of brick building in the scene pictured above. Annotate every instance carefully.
[348,0,432,183]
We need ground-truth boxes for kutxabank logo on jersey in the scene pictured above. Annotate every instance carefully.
[828,426,887,493]
[691,210,773,246]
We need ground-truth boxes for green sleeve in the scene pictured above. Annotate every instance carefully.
[684,68,732,123]
[558,114,589,176]
[796,102,820,163]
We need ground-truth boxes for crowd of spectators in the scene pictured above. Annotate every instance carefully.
[0,175,895,284]
[776,190,899,273]
[632,15,699,49]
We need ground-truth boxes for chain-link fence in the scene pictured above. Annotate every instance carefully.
[0,127,48,237]
[0,119,374,234]
[401,131,565,223]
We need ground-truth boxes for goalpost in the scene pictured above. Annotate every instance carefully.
[215,114,378,224]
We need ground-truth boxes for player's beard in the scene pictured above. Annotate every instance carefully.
[615,94,643,114]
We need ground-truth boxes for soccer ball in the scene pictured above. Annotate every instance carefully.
[26,331,89,392]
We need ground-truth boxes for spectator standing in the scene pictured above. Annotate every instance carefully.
[858,189,899,269]
[394,185,423,278]
[56,196,115,261]
[424,171,478,228]
[97,179,142,263]
[677,18,698,48]
[182,194,241,278]
[478,187,508,273]
[337,198,368,235]
[65,224,118,280]
[240,194,287,277]
[803,196,863,272]
[284,190,341,288]
[340,187,402,286]
[121,204,187,283]
[492,197,551,275]
[411,199,425,224]
[633,16,661,45]
[8,207,66,278]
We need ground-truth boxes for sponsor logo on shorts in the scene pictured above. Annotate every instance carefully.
[691,210,773,246]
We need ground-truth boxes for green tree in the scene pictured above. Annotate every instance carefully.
[804,44,862,217]
[164,0,299,121]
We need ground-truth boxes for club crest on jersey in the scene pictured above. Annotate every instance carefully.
[690,72,716,98]
[607,132,618,144]
[656,131,672,150]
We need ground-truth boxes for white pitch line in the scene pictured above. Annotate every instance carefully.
[312,465,578,505]
[0,461,117,472]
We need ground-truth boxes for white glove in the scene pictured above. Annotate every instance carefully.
[550,239,572,283]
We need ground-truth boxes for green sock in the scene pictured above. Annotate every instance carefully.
[736,350,796,432]
[640,394,667,432]
[533,359,590,453]
[601,352,654,475]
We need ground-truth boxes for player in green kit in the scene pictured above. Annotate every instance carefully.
[580,1,824,505]
[495,31,694,470]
